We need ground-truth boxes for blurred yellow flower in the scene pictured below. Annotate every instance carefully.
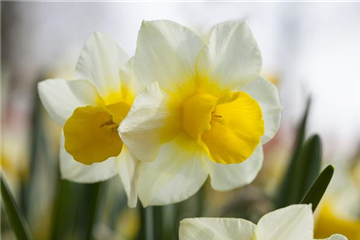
[315,200,360,240]
[119,20,282,206]
[180,205,347,240]
[38,32,141,207]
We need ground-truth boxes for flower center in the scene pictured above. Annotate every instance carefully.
[182,91,264,164]
[63,101,131,165]
[182,92,218,141]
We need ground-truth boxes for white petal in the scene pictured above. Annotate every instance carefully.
[254,204,313,240]
[316,234,348,240]
[117,146,138,208]
[38,79,101,126]
[204,144,263,191]
[60,133,118,183]
[242,75,282,144]
[179,218,255,240]
[119,82,181,162]
[75,32,129,97]
[137,133,208,207]
[135,20,203,98]
[119,57,143,99]
[196,21,262,90]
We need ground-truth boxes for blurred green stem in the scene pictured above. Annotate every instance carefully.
[84,182,102,240]
[20,87,43,217]
[196,184,206,217]
[137,204,154,240]
[153,206,163,239]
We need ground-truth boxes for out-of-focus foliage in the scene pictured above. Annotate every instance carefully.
[1,176,33,240]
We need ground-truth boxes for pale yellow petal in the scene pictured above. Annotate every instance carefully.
[117,146,138,208]
[316,234,348,240]
[119,82,181,162]
[38,79,102,126]
[204,144,263,191]
[254,204,313,240]
[196,21,262,94]
[119,57,143,104]
[179,218,255,240]
[76,32,129,97]
[135,20,203,99]
[242,76,282,144]
[137,133,208,206]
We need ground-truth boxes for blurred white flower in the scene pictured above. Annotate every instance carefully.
[179,204,347,240]
[119,20,282,206]
[38,32,141,208]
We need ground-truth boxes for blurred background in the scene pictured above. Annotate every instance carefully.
[1,2,360,240]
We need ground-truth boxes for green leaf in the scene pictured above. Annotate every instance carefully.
[1,175,34,240]
[276,98,313,207]
[301,165,334,212]
[287,134,322,204]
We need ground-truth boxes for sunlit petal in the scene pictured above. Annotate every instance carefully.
[117,146,138,208]
[76,32,129,98]
[254,204,313,240]
[242,75,282,144]
[204,144,263,191]
[179,218,255,240]
[38,79,102,126]
[135,20,203,99]
[316,234,349,240]
[137,133,208,206]
[196,21,262,94]
[119,82,181,162]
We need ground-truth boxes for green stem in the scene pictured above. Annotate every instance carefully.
[153,206,163,239]
[137,204,154,240]
[196,184,206,217]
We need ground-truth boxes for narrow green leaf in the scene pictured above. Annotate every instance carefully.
[301,165,334,211]
[287,134,322,204]
[1,175,34,240]
[276,98,312,207]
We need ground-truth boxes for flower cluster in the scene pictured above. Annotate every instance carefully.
[38,20,347,239]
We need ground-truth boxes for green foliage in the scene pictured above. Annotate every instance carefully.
[275,97,334,212]
[50,180,104,240]
[1,175,34,240]
[287,134,322,204]
[301,165,334,212]
[276,98,320,207]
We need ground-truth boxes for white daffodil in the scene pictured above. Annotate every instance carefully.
[38,32,141,207]
[179,204,348,240]
[119,20,282,206]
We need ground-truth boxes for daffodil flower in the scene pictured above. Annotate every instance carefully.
[38,32,141,207]
[119,20,282,206]
[179,204,348,240]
